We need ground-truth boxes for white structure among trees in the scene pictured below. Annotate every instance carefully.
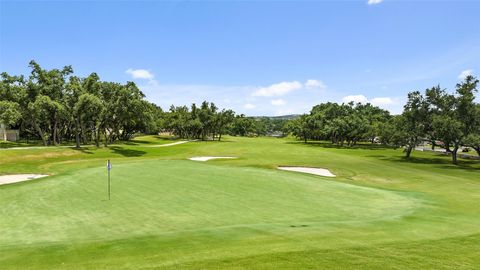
[0,123,19,142]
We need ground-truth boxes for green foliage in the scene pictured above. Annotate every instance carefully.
[0,61,158,146]
[163,102,235,141]
[463,132,480,156]
[286,102,390,145]
[229,114,256,136]
[0,101,21,126]
[283,75,479,165]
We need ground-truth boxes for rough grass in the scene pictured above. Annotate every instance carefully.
[0,136,479,269]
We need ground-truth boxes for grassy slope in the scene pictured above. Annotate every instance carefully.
[0,136,479,269]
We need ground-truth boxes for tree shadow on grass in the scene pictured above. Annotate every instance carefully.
[377,155,480,172]
[127,136,181,145]
[365,155,387,158]
[286,141,391,151]
[71,147,94,154]
[109,146,146,157]
[122,141,141,146]
[0,141,43,148]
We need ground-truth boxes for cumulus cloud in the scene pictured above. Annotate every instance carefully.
[244,103,256,109]
[370,97,394,106]
[342,95,396,107]
[458,69,474,80]
[252,81,302,97]
[125,68,155,80]
[305,79,326,90]
[367,0,383,5]
[271,99,286,106]
[342,95,368,104]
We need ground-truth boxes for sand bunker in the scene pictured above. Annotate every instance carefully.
[189,156,237,162]
[150,140,199,148]
[0,174,49,185]
[151,141,190,147]
[278,167,336,177]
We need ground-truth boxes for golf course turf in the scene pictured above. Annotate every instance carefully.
[1,136,479,269]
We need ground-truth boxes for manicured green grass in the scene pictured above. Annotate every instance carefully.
[0,136,479,269]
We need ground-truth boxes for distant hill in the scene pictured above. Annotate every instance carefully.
[253,114,300,120]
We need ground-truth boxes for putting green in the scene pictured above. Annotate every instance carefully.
[1,160,416,247]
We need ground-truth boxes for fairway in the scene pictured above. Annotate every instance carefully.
[1,136,480,269]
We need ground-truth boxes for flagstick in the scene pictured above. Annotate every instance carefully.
[107,159,111,200]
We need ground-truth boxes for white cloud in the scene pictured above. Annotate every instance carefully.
[370,97,394,106]
[271,99,286,106]
[342,95,396,109]
[252,81,302,97]
[305,79,326,90]
[367,0,383,5]
[244,103,256,109]
[458,69,474,80]
[342,95,368,104]
[125,68,155,80]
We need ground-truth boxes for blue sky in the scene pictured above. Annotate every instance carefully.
[1,0,479,116]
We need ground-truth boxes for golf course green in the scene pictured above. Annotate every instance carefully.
[1,136,479,269]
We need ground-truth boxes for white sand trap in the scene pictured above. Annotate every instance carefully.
[151,141,190,147]
[0,174,49,185]
[278,167,336,177]
[189,156,237,162]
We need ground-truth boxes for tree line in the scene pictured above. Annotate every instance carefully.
[2,62,478,164]
[0,61,159,147]
[285,102,390,145]
[285,75,480,164]
[379,76,479,164]
[161,102,235,141]
[0,62,288,145]
[160,105,289,140]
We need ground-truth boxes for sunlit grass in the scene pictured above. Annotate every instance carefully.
[0,136,479,269]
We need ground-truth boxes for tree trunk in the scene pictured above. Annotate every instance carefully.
[75,116,81,148]
[33,120,47,146]
[104,129,108,147]
[81,122,87,144]
[405,145,413,158]
[93,125,99,147]
[474,146,480,156]
[218,133,222,141]
[53,114,59,146]
[445,142,452,153]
